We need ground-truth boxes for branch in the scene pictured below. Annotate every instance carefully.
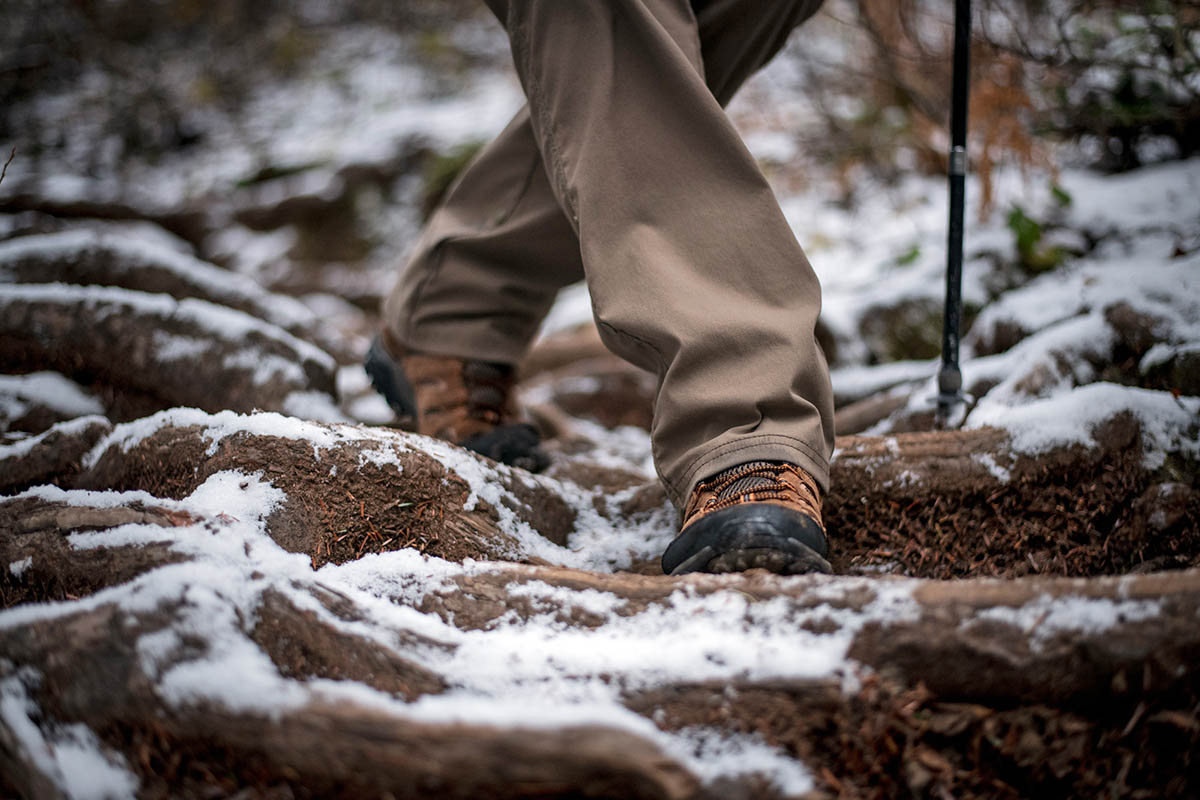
[0,147,13,187]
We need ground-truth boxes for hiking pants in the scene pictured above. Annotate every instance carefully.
[382,0,835,508]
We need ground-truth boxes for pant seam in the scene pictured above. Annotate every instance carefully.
[511,18,574,223]
[493,142,542,229]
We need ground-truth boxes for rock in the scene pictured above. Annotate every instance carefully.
[1105,301,1170,358]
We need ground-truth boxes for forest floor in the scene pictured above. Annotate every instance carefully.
[1,3,1199,798]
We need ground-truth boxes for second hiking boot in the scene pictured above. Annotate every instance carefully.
[365,330,549,472]
[661,461,830,575]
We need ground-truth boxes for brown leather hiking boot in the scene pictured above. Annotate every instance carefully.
[661,461,830,575]
[364,330,548,472]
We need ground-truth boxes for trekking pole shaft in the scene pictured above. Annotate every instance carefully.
[938,0,971,412]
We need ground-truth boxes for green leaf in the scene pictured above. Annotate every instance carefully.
[1006,205,1043,258]
[894,243,921,266]
[1050,184,1073,209]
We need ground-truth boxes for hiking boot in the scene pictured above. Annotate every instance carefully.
[661,461,831,575]
[364,331,549,472]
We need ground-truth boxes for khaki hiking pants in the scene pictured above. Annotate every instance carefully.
[382,0,835,509]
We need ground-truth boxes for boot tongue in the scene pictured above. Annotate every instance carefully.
[717,461,778,500]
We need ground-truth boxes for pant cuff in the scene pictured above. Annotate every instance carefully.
[385,320,530,367]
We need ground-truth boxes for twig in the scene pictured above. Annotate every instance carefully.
[0,147,13,187]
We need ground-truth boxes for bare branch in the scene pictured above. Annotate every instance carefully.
[0,147,13,187]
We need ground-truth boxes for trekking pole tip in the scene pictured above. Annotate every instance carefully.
[936,362,964,424]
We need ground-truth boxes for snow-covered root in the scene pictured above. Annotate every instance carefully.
[0,416,112,495]
[0,284,341,423]
[2,475,1199,798]
[3,406,1194,579]
[0,230,314,334]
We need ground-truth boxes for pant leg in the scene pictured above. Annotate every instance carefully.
[485,0,834,508]
[693,0,825,106]
[383,0,823,363]
[381,106,585,365]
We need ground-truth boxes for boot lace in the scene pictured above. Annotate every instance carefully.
[701,461,820,518]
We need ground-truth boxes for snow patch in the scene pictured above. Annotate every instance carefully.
[968,382,1200,468]
[665,727,814,795]
[282,390,351,423]
[0,226,316,332]
[0,674,139,800]
[972,594,1164,648]
[151,331,213,361]
[0,372,105,419]
[0,283,334,373]
[972,452,1013,484]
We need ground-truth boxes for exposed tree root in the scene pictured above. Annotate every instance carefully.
[0,285,337,419]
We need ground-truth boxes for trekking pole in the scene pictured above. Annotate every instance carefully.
[937,0,971,422]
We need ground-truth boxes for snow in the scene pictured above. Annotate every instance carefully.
[831,360,935,403]
[1,23,523,218]
[150,331,213,361]
[221,350,304,385]
[966,250,1200,359]
[666,727,813,794]
[6,482,188,511]
[2,10,1199,793]
[0,469,874,793]
[968,382,1200,468]
[0,372,105,421]
[507,580,628,616]
[282,390,352,423]
[42,725,140,800]
[972,452,1014,484]
[550,418,658,479]
[0,415,109,461]
[0,283,335,373]
[973,593,1164,648]
[0,675,139,800]
[78,407,670,569]
[338,364,396,425]
[0,229,317,331]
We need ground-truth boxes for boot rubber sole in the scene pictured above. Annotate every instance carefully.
[662,503,831,576]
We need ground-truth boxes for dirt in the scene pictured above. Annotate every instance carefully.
[0,538,184,609]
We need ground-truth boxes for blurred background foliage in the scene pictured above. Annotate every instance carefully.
[0,0,1195,350]
[0,0,483,162]
[795,0,1198,212]
[2,0,1195,197]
